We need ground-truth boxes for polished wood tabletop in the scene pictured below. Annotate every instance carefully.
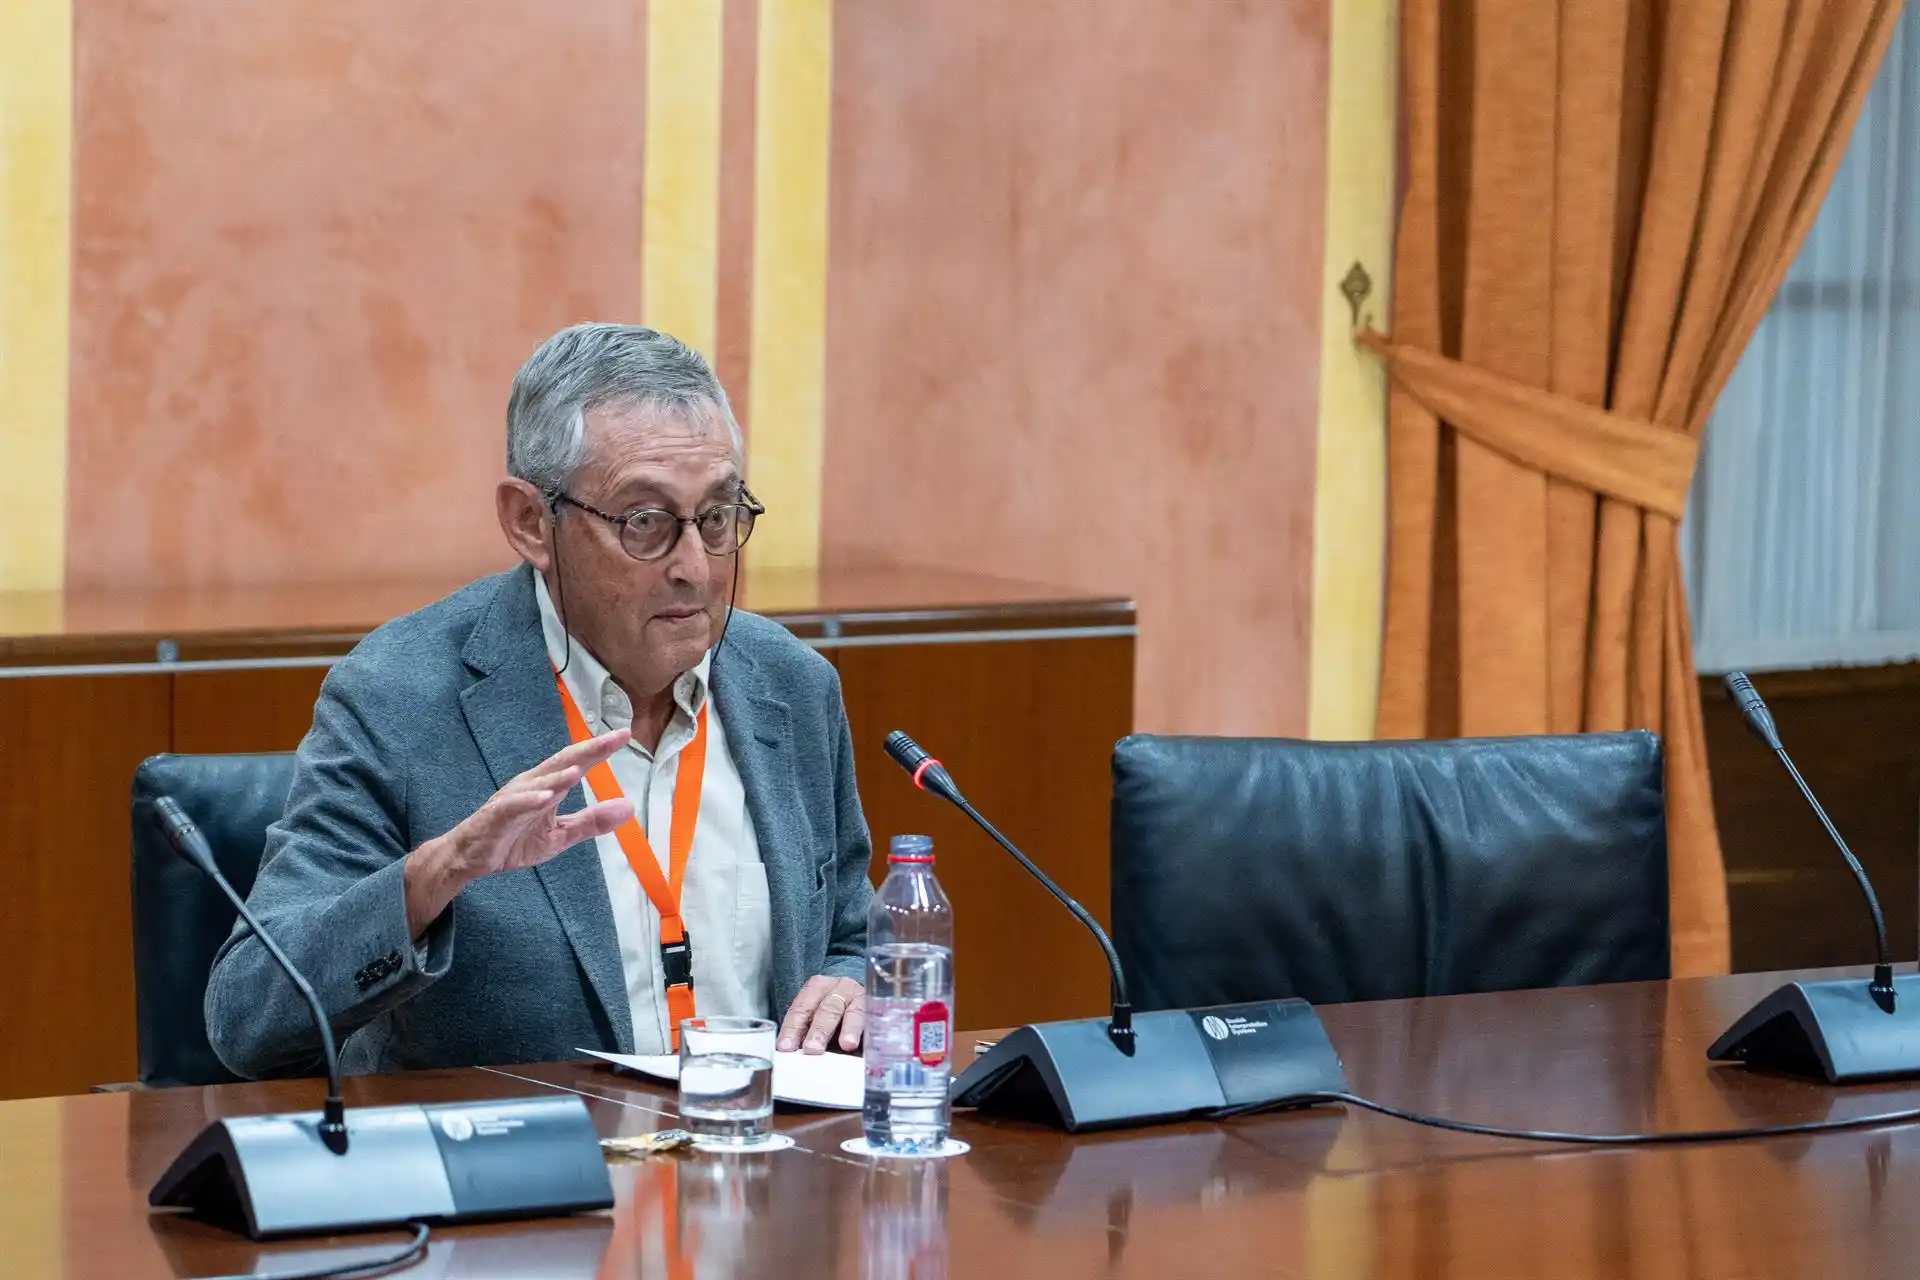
[10,968,1920,1278]
[0,563,1132,663]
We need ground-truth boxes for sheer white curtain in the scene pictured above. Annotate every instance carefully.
[1682,10,1920,675]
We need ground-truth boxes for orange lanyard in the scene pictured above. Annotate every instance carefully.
[554,672,709,1048]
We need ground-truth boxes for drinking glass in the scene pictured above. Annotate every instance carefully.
[678,1016,777,1147]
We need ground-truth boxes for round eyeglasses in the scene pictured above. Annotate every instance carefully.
[549,488,764,562]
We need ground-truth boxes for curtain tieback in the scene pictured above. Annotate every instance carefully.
[1359,331,1699,520]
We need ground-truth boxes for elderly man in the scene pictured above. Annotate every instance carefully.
[205,323,873,1076]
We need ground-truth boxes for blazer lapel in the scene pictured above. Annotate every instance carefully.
[458,565,634,1052]
[713,643,812,1008]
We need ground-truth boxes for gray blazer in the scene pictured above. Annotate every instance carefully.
[204,564,874,1078]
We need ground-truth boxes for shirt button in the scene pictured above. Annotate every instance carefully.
[603,688,630,720]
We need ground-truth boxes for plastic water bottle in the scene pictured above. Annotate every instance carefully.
[863,834,955,1152]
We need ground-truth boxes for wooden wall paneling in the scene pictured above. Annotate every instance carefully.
[170,669,331,755]
[836,635,1134,1031]
[0,675,171,1099]
[1705,666,1920,972]
[0,570,1127,1100]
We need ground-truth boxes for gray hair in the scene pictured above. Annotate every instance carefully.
[506,322,742,493]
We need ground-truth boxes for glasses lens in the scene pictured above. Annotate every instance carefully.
[693,504,754,554]
[694,505,735,553]
[622,510,678,560]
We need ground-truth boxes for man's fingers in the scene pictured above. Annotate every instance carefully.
[523,764,584,796]
[539,728,633,775]
[552,798,633,845]
[778,976,833,1052]
[837,988,866,1052]
[803,980,858,1055]
[487,786,562,821]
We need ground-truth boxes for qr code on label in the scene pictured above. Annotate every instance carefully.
[917,1020,948,1058]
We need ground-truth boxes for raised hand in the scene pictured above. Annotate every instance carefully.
[403,729,635,937]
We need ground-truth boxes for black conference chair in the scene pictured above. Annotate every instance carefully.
[130,752,297,1087]
[1110,731,1669,1012]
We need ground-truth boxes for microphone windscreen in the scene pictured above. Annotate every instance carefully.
[152,795,218,874]
[1723,671,1782,749]
[884,730,929,773]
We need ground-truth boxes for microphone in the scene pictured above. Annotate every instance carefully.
[1707,673,1920,1084]
[144,796,613,1239]
[1722,673,1893,1006]
[884,731,1134,1053]
[154,795,350,1154]
[883,730,1349,1132]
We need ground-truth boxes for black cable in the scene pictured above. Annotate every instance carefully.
[710,542,742,667]
[195,1221,430,1280]
[546,495,577,679]
[1215,1091,1920,1146]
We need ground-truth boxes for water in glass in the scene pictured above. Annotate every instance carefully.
[679,1052,774,1143]
[678,1015,777,1146]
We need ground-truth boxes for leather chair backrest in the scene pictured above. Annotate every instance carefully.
[1110,731,1669,1012]
[131,752,296,1086]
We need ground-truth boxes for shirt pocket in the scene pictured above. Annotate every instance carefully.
[735,861,775,1010]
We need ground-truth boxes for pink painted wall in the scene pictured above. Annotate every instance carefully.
[821,0,1331,735]
[68,0,645,589]
[63,0,1332,740]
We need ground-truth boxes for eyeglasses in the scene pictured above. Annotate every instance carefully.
[549,487,765,562]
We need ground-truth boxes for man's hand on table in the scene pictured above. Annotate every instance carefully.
[779,975,866,1054]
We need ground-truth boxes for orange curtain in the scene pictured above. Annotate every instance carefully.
[1373,0,1903,976]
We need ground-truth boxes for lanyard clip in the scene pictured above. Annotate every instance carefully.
[660,934,694,989]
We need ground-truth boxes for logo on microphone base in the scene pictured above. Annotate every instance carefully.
[1201,1015,1231,1041]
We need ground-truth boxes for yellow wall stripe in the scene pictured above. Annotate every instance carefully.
[1307,0,1397,740]
[744,0,832,572]
[643,0,726,359]
[0,0,72,593]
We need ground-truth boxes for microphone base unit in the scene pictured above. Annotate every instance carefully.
[952,999,1348,1133]
[1708,973,1920,1083]
[149,1094,613,1240]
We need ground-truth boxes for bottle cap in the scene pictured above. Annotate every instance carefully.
[888,834,934,864]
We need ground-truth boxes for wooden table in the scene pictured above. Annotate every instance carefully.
[11,968,1920,1278]
[0,565,1135,1099]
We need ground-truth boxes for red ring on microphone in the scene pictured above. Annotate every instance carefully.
[911,758,942,790]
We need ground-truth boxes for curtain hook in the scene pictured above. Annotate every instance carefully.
[1339,260,1374,335]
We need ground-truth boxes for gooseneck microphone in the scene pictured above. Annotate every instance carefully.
[1723,672,1894,1008]
[144,795,614,1240]
[884,729,1349,1131]
[1706,672,1920,1083]
[883,731,1136,1054]
[153,795,350,1154]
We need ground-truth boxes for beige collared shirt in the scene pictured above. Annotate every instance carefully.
[535,576,772,1052]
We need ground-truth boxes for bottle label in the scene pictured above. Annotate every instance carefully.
[911,1001,950,1068]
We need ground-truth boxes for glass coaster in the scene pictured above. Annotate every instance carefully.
[693,1133,795,1155]
[839,1136,970,1160]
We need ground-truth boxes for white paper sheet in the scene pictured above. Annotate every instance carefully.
[579,1047,864,1110]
